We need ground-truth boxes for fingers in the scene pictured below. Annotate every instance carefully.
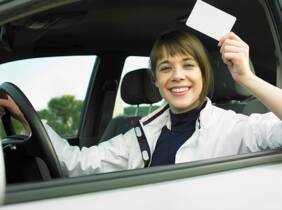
[218,32,249,65]
[219,35,248,51]
[218,32,244,47]
[220,38,247,50]
[0,99,9,117]
[0,98,21,118]
[219,33,248,53]
[221,52,241,65]
[220,45,245,54]
[221,43,248,66]
[0,98,14,110]
[0,99,11,117]
[217,32,254,82]
[221,39,242,47]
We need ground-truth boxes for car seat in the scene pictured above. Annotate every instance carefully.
[100,53,268,142]
[209,52,268,114]
[100,68,162,142]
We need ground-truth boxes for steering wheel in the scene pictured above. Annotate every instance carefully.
[0,82,64,178]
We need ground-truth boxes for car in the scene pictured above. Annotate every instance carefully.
[0,0,282,209]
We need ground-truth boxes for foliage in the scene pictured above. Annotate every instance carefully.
[124,105,160,117]
[0,96,159,139]
[38,95,83,137]
[0,95,82,138]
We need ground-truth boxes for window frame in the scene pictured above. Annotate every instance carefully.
[4,148,282,204]
[0,55,97,139]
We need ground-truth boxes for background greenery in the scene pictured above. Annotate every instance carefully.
[0,95,159,138]
[0,95,83,138]
[38,95,83,137]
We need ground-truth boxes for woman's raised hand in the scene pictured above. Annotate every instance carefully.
[218,32,255,84]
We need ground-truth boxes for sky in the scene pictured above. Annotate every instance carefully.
[0,56,96,110]
[0,56,150,112]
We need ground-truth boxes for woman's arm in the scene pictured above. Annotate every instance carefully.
[218,32,282,120]
[0,97,133,176]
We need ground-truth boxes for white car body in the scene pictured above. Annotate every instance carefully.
[1,162,282,210]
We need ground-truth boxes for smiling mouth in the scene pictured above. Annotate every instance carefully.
[170,87,191,96]
[170,87,190,95]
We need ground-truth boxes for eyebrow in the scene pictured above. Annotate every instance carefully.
[157,60,169,68]
[182,57,194,62]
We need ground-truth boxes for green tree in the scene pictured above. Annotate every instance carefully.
[38,95,83,137]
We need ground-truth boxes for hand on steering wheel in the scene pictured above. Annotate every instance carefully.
[0,82,64,178]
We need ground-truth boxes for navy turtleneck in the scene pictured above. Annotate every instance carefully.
[150,102,206,166]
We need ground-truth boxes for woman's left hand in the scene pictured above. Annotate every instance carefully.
[218,32,255,84]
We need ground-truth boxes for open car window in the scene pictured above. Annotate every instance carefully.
[0,56,96,138]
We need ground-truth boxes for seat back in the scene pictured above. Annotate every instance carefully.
[209,52,268,114]
[100,68,161,142]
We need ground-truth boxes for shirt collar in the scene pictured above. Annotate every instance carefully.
[169,102,205,130]
[197,98,214,129]
[141,97,214,130]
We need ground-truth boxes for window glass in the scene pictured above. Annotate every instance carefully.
[113,56,163,118]
[0,56,96,138]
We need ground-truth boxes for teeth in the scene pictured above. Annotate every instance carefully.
[171,87,189,93]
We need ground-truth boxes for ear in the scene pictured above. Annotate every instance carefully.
[151,72,159,88]
[154,80,159,88]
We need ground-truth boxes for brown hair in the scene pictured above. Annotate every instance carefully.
[149,30,213,104]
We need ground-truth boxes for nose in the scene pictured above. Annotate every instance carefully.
[171,66,186,81]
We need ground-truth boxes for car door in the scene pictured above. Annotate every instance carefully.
[2,152,282,210]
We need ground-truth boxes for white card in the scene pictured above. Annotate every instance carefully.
[186,0,236,40]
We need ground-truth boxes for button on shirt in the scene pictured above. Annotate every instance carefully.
[150,104,205,166]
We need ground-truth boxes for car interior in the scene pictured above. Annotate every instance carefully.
[101,54,269,143]
[0,0,281,186]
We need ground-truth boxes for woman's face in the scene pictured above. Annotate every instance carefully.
[155,52,203,114]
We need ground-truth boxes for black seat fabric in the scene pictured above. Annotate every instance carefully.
[209,52,268,114]
[100,68,162,142]
[100,115,140,142]
[121,68,162,105]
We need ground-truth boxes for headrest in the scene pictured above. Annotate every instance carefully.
[121,68,162,105]
[210,52,253,102]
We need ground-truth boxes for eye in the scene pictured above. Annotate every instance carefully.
[159,66,172,72]
[183,63,195,69]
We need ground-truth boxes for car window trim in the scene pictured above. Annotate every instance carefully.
[260,0,282,52]
[5,148,282,205]
[0,0,80,26]
[78,56,100,141]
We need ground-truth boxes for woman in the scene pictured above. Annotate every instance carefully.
[1,30,282,177]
